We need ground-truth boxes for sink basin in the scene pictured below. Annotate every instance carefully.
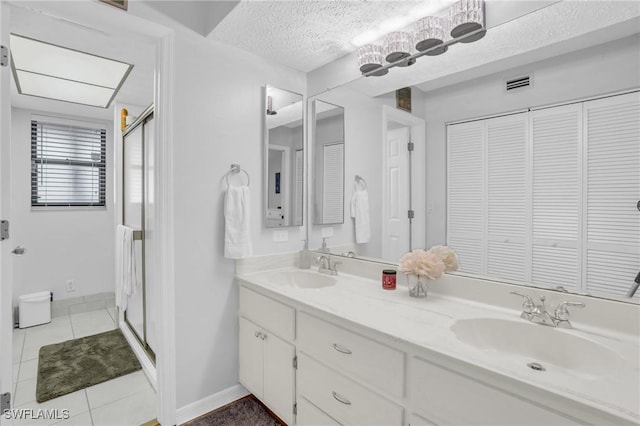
[260,269,336,289]
[451,318,627,378]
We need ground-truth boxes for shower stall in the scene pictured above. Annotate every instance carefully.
[122,105,157,362]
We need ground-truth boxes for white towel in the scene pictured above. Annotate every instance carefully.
[224,185,253,259]
[350,183,371,244]
[115,224,138,311]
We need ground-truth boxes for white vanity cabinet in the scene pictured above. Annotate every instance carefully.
[239,287,296,425]
[409,356,580,426]
[296,312,404,426]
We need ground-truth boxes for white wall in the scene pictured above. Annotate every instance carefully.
[10,108,115,302]
[423,35,640,248]
[170,31,306,409]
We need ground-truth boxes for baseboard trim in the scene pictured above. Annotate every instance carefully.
[176,384,250,425]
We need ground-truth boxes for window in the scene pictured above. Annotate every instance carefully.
[31,120,107,207]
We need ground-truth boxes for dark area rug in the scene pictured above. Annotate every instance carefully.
[184,395,284,426]
[37,329,141,402]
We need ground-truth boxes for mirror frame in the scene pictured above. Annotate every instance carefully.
[263,84,304,229]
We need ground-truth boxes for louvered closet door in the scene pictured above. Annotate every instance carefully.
[485,114,529,282]
[583,92,640,298]
[447,121,485,275]
[530,104,582,290]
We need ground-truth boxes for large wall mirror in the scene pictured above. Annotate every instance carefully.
[306,33,640,303]
[264,85,304,228]
[311,100,345,225]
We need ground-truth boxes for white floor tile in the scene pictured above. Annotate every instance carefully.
[90,389,156,426]
[13,362,20,383]
[14,377,37,406]
[50,411,93,426]
[15,389,90,424]
[18,358,39,382]
[23,319,74,350]
[70,310,116,339]
[106,307,117,323]
[85,371,153,410]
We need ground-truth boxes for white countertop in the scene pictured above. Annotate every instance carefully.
[237,266,640,424]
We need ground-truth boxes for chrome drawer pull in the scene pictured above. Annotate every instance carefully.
[332,391,352,405]
[332,343,352,355]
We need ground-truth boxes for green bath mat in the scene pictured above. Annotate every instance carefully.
[36,329,141,403]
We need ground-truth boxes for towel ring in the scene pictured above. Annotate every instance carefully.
[226,164,250,187]
[354,174,367,191]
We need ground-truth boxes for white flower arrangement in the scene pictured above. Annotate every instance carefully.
[429,245,459,272]
[398,246,459,280]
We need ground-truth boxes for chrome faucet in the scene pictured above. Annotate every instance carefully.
[510,291,585,328]
[315,255,340,276]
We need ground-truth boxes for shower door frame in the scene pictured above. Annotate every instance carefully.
[122,104,155,363]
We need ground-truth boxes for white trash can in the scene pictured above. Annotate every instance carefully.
[19,291,52,328]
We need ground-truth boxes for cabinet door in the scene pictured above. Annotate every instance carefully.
[297,397,341,426]
[263,331,295,425]
[239,317,263,399]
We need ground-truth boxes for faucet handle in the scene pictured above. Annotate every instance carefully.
[510,291,535,313]
[331,260,342,271]
[554,301,585,321]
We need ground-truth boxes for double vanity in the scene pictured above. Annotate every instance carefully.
[237,254,640,426]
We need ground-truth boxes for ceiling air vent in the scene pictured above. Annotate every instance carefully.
[505,75,531,92]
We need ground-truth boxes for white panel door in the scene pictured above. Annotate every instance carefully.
[486,113,528,282]
[531,104,582,291]
[447,121,485,274]
[263,331,295,425]
[238,317,264,399]
[383,127,410,262]
[583,92,640,298]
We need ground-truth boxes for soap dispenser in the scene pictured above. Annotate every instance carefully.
[299,240,312,269]
[319,237,331,253]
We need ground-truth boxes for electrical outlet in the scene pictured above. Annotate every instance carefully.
[66,280,75,292]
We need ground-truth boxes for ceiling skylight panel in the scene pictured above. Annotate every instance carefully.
[16,71,115,108]
[10,34,132,108]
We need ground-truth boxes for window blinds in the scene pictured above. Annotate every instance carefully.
[31,120,106,207]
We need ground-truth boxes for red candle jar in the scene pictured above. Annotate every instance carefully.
[382,270,397,290]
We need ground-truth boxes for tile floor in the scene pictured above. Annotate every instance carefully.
[12,307,156,426]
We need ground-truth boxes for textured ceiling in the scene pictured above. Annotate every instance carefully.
[208,0,454,73]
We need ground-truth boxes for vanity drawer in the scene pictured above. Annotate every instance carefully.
[410,356,580,425]
[296,396,342,426]
[239,286,294,341]
[297,311,405,398]
[298,353,403,426]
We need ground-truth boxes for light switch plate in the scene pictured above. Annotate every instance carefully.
[273,230,288,242]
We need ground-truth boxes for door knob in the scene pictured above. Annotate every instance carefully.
[11,246,25,255]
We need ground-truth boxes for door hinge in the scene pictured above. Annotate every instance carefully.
[408,210,415,219]
[0,46,8,67]
[1,392,10,413]
[407,141,415,152]
[0,220,8,240]
[292,355,297,369]
[293,403,297,415]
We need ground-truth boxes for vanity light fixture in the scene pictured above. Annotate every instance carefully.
[358,0,486,77]
[10,34,133,108]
